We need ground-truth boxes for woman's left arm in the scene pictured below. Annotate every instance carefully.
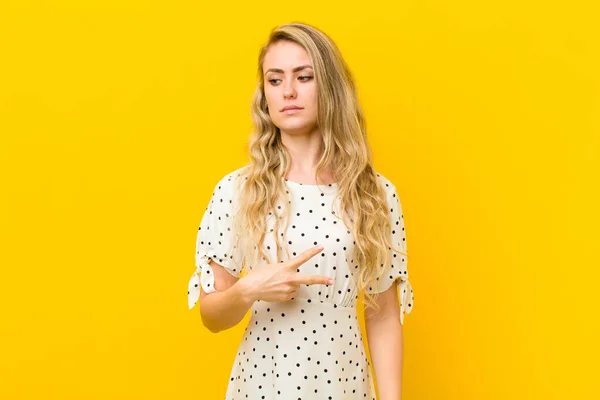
[365,283,404,400]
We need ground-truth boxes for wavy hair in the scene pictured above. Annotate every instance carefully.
[231,22,407,314]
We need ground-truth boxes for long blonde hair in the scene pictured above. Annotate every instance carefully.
[231,22,407,313]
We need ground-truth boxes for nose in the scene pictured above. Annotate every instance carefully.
[283,80,297,99]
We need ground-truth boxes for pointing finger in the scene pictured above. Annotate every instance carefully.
[285,245,324,268]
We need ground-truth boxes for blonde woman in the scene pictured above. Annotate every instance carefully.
[188,22,414,400]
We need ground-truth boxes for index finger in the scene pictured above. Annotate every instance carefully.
[284,245,324,268]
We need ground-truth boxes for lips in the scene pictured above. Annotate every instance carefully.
[281,105,303,112]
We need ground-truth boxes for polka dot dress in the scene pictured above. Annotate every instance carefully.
[188,166,414,399]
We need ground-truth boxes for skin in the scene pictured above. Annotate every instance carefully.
[263,40,405,399]
[262,40,335,185]
[200,39,405,399]
[201,40,336,309]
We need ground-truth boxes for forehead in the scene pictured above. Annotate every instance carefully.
[263,41,312,71]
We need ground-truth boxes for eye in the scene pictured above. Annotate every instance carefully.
[268,79,281,85]
[299,75,313,81]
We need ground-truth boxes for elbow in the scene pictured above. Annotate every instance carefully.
[202,320,220,334]
[199,307,220,334]
[207,326,220,334]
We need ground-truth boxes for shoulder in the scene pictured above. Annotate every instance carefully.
[375,172,406,222]
[375,171,398,195]
[211,164,250,198]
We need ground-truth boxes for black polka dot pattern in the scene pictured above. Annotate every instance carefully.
[187,171,243,310]
[365,177,414,326]
[187,167,414,398]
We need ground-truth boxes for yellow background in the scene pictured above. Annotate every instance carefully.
[1,1,598,399]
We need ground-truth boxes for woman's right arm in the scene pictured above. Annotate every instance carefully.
[199,246,332,333]
[199,260,255,333]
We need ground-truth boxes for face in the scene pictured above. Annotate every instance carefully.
[262,40,318,135]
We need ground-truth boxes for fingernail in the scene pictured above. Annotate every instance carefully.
[328,279,334,285]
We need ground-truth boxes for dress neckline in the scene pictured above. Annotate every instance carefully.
[284,178,338,188]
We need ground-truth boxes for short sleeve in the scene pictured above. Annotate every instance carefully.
[366,182,414,325]
[187,174,242,310]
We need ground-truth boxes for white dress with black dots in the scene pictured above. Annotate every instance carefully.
[188,167,414,399]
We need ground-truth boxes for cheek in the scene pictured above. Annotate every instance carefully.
[304,84,318,105]
[264,90,278,117]
[264,89,274,106]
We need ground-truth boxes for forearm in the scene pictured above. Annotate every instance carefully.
[199,278,255,333]
[366,315,404,400]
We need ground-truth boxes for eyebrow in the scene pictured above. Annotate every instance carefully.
[264,65,313,76]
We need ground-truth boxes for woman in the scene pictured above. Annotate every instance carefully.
[187,22,414,399]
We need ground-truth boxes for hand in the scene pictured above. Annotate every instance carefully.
[239,245,334,303]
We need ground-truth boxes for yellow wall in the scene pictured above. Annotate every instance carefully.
[1,1,598,398]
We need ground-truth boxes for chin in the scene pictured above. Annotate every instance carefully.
[276,121,317,134]
[279,127,310,135]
